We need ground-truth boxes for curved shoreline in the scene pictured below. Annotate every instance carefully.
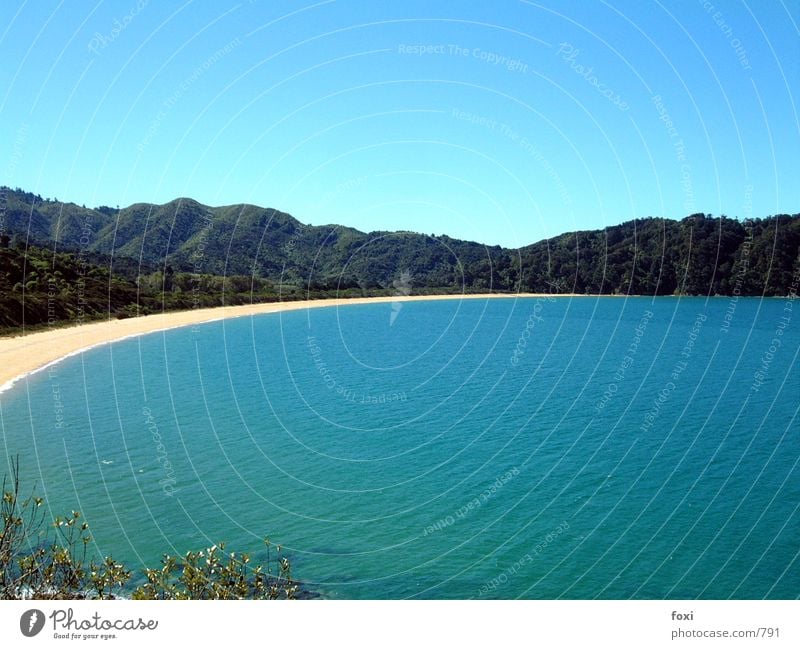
[0,293,575,394]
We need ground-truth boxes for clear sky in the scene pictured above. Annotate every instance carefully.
[1,0,798,247]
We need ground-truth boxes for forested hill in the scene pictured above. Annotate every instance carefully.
[1,187,798,302]
[521,213,799,296]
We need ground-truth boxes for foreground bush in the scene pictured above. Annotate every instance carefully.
[131,542,295,600]
[0,460,296,599]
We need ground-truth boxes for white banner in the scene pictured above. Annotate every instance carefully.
[0,600,796,648]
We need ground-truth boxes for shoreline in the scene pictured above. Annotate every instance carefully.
[0,293,579,394]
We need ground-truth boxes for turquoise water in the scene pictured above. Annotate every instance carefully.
[1,296,798,599]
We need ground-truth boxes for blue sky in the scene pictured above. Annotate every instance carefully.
[1,0,798,247]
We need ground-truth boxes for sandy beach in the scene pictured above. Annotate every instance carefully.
[0,293,570,392]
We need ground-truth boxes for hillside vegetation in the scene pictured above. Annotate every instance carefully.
[0,459,298,599]
[1,186,798,330]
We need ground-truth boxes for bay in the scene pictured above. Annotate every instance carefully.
[1,296,797,599]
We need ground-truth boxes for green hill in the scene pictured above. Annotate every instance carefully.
[518,214,800,295]
[0,186,798,331]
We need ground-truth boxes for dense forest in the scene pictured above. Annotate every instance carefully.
[0,186,797,330]
[0,241,289,329]
[0,240,462,330]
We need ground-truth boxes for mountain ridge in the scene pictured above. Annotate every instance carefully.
[1,186,798,297]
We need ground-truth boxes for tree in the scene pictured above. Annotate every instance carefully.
[1,459,297,600]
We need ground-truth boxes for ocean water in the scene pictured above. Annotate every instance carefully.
[0,296,798,599]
